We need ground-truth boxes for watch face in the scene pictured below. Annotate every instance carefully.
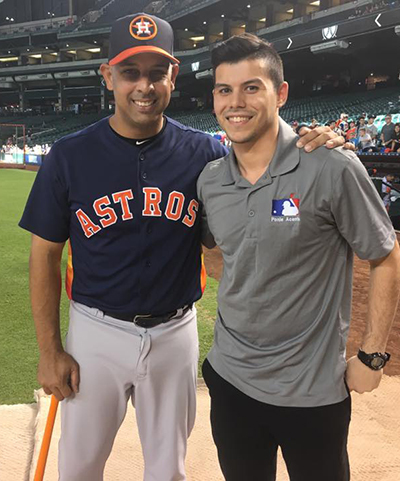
[371,357,384,369]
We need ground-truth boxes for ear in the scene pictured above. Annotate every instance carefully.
[277,81,289,109]
[170,63,179,91]
[100,63,113,91]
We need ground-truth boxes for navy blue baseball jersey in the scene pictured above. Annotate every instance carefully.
[19,117,227,315]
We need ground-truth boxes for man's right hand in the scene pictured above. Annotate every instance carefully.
[38,350,80,401]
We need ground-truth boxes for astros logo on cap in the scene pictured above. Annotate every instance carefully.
[130,15,158,41]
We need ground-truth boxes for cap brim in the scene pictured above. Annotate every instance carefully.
[109,46,180,65]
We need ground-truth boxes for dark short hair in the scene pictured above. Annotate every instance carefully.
[211,33,284,92]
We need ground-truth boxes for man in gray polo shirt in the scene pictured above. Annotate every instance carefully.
[380,114,396,148]
[198,34,400,481]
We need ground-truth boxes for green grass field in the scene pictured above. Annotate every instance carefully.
[0,169,218,405]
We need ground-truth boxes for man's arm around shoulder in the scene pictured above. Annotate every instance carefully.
[346,241,400,393]
[30,234,79,401]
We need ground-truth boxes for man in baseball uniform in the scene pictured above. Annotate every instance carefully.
[197,33,400,481]
[20,14,347,481]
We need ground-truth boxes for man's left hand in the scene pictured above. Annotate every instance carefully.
[296,126,346,152]
[345,356,383,394]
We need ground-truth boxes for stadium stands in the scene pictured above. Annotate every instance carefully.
[1,89,399,148]
[94,0,151,25]
[280,88,400,126]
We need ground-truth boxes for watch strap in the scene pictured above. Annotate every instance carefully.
[357,350,391,370]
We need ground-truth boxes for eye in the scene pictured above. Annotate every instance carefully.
[122,69,140,80]
[245,85,259,92]
[150,70,168,82]
[218,87,231,95]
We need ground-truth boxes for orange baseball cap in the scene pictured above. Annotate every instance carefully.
[108,13,180,65]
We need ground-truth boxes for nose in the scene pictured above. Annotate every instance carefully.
[136,75,155,95]
[230,89,245,109]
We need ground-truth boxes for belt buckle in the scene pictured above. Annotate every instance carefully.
[133,313,152,325]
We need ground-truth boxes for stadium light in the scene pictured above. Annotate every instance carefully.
[185,28,188,31]
[0,56,18,62]
[310,39,349,54]
[203,21,207,24]
[247,4,251,7]
[221,14,225,18]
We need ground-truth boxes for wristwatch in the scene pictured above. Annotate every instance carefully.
[357,350,391,371]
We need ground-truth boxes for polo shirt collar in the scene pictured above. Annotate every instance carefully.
[268,117,300,178]
[222,117,300,186]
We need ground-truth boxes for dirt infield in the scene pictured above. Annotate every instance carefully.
[203,233,400,376]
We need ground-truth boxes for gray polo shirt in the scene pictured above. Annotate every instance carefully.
[197,118,395,408]
[381,122,395,143]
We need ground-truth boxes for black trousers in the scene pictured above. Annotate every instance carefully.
[202,359,351,481]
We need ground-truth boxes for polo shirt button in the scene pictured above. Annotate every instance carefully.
[142,172,147,179]
[139,154,145,161]
[146,260,151,267]
[248,210,255,217]
[147,226,152,234]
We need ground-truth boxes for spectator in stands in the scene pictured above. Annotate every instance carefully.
[356,116,366,136]
[357,127,378,153]
[382,173,395,211]
[339,113,349,133]
[328,119,343,136]
[365,115,378,140]
[346,121,357,142]
[310,118,318,129]
[380,114,396,149]
[391,124,400,153]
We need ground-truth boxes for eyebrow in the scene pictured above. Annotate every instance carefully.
[215,78,264,88]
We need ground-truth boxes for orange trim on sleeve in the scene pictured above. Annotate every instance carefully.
[109,46,180,65]
[200,253,207,294]
[65,240,74,300]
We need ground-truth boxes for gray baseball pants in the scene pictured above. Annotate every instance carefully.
[58,301,199,481]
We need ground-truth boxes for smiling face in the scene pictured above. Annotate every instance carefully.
[213,58,288,146]
[101,52,179,137]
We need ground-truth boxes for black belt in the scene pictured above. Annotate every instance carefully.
[103,304,192,328]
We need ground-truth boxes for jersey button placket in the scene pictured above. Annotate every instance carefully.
[246,192,257,239]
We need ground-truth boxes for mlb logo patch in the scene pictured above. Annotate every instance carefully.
[272,195,300,217]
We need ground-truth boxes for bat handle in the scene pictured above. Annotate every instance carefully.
[34,395,59,481]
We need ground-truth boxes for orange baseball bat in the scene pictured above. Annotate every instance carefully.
[34,395,59,481]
